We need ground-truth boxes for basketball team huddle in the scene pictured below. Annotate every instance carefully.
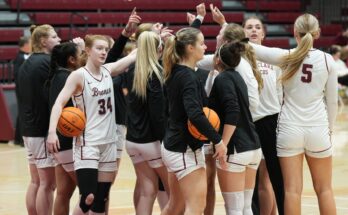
[16,3,338,215]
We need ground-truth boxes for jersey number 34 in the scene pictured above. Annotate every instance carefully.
[98,97,112,115]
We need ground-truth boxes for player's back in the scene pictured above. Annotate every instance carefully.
[280,49,334,126]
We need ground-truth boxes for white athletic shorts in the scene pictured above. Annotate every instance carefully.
[161,145,206,180]
[277,124,332,158]
[74,143,117,172]
[216,148,262,172]
[116,124,126,159]
[203,142,214,155]
[23,136,56,168]
[126,140,163,168]
[54,149,74,172]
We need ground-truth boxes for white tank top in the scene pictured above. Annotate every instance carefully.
[279,50,334,126]
[73,66,117,146]
[252,61,282,122]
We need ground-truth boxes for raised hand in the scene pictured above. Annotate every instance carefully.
[151,22,163,34]
[187,12,196,25]
[196,3,206,17]
[72,37,85,51]
[159,27,173,42]
[210,3,226,26]
[123,7,142,37]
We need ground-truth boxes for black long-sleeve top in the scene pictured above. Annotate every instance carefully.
[17,53,50,137]
[209,69,260,154]
[164,64,221,152]
[48,68,73,150]
[105,33,129,125]
[125,64,166,143]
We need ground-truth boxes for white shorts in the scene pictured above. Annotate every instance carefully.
[203,142,214,155]
[23,136,56,168]
[277,124,332,158]
[116,124,126,159]
[216,148,262,172]
[161,145,206,180]
[54,149,74,172]
[126,140,163,168]
[74,143,117,172]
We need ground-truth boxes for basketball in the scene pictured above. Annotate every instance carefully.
[188,107,220,141]
[57,107,86,137]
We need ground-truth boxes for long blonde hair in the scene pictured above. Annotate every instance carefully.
[132,31,163,100]
[223,23,263,91]
[280,13,320,82]
[163,27,201,80]
[30,24,54,53]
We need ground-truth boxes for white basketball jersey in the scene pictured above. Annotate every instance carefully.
[279,49,336,126]
[73,66,117,146]
[252,61,282,122]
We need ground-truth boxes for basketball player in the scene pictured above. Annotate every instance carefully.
[123,31,171,215]
[196,7,261,214]
[161,27,227,215]
[17,24,61,215]
[47,34,137,215]
[243,16,283,215]
[209,41,262,215]
[103,11,140,214]
[46,42,83,215]
[250,14,338,214]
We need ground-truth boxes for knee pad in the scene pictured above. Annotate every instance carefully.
[243,189,254,215]
[76,169,98,213]
[222,191,244,215]
[91,182,112,213]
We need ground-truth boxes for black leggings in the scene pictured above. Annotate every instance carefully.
[252,113,284,215]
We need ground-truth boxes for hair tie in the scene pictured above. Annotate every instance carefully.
[240,38,249,43]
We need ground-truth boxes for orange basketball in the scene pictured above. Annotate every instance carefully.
[188,107,220,141]
[57,107,86,137]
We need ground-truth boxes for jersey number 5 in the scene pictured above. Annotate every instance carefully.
[98,97,112,115]
[301,64,313,83]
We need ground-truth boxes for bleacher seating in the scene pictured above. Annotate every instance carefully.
[0,46,18,61]
[0,0,344,76]
[7,0,222,11]
[244,1,302,11]
[0,29,23,42]
[31,12,244,25]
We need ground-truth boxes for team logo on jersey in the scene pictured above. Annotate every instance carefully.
[92,87,111,97]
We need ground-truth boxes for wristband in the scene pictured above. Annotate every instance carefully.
[196,15,204,23]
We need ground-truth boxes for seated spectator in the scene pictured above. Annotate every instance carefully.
[328,45,348,77]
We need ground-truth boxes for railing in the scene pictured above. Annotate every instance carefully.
[307,0,348,24]
[68,12,89,40]
[0,62,14,84]
[15,0,23,24]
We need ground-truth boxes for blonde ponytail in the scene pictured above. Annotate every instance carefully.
[280,33,313,82]
[163,36,179,81]
[280,13,319,82]
[245,43,263,91]
[132,31,163,100]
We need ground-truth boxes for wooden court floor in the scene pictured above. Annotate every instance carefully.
[1,108,348,214]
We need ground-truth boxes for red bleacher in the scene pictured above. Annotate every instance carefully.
[32,12,244,25]
[0,46,18,61]
[7,0,222,10]
[0,29,23,42]
[245,1,302,11]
